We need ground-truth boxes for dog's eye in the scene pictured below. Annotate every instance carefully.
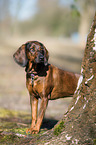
[29,47,35,53]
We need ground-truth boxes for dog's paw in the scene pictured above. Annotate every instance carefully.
[26,128,39,134]
[26,128,33,134]
[32,129,39,134]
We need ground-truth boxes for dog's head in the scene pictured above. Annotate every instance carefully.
[13,41,49,67]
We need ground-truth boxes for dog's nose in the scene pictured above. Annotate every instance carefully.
[40,55,44,61]
[40,55,43,59]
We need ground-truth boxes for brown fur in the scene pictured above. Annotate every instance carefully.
[13,41,79,134]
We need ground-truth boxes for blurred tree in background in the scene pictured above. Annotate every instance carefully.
[0,0,96,40]
[74,0,96,45]
[29,0,79,36]
[0,0,11,36]
[15,0,80,37]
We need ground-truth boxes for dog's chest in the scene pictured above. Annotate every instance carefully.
[33,76,43,87]
[26,74,47,96]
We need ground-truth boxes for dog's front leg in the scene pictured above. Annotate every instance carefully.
[32,97,48,134]
[26,95,38,134]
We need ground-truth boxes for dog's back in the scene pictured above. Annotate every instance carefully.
[48,64,79,100]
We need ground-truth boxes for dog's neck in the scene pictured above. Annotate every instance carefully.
[25,62,49,76]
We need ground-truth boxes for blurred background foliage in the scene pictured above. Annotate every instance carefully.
[0,0,96,42]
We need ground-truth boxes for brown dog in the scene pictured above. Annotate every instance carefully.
[13,41,79,134]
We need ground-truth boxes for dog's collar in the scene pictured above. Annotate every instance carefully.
[26,72,35,87]
[31,73,35,87]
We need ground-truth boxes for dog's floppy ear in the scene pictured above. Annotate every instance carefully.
[13,44,28,67]
[44,47,49,66]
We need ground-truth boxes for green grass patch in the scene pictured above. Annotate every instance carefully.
[0,108,30,119]
[93,139,96,145]
[0,108,32,144]
[54,121,65,136]
[0,108,50,144]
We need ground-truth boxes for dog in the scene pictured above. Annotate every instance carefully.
[13,41,79,134]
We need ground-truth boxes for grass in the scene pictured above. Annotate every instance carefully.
[54,120,65,136]
[0,108,49,144]
[0,108,31,143]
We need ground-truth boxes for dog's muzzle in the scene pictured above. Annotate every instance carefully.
[35,52,44,63]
